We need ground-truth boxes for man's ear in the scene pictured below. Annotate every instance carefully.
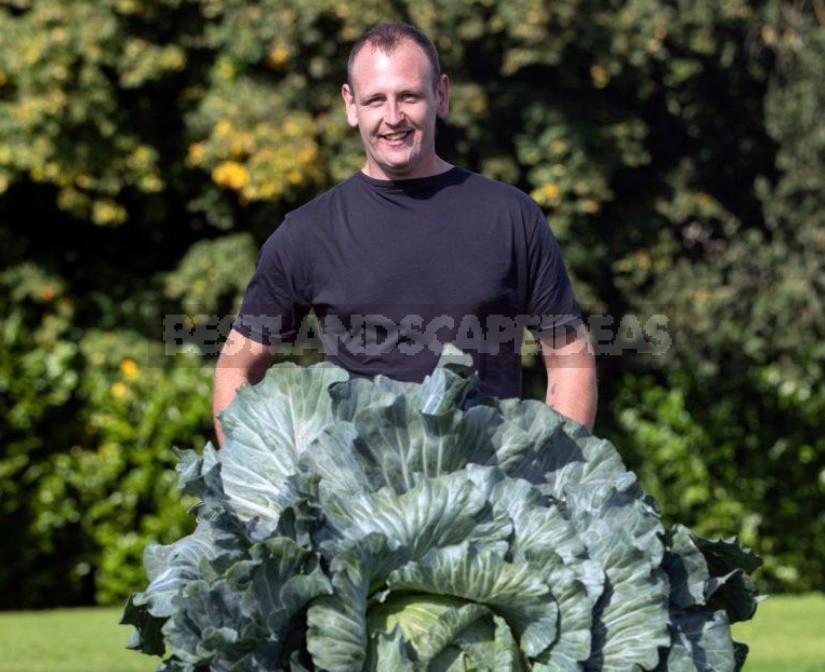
[341,83,359,128]
[436,74,450,120]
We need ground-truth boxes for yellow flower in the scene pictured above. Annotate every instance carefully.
[268,45,290,67]
[120,358,140,380]
[216,59,236,80]
[92,200,128,226]
[581,199,601,214]
[541,184,560,200]
[297,144,317,164]
[187,142,205,166]
[530,184,562,208]
[590,64,610,89]
[212,161,250,190]
[112,382,128,399]
[549,140,568,156]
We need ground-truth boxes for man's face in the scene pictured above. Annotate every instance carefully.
[342,39,450,180]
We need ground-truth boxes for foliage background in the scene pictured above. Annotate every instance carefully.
[1,0,823,608]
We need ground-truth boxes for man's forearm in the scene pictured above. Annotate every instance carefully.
[213,329,274,446]
[213,365,250,446]
[545,358,598,431]
[541,327,598,431]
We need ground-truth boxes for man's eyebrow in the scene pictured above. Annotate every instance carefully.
[354,82,427,102]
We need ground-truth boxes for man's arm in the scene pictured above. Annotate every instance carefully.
[539,324,598,431]
[213,328,275,446]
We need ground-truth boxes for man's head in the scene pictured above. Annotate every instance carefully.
[346,23,441,91]
[342,22,451,181]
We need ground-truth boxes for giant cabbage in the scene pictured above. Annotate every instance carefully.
[122,349,761,671]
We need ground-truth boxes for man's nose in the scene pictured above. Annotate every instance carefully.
[384,99,404,125]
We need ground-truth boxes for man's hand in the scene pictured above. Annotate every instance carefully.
[213,328,275,446]
[539,324,598,431]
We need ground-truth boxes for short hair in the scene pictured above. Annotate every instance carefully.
[346,22,441,90]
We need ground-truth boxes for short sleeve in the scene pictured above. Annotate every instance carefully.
[233,222,311,345]
[524,209,582,338]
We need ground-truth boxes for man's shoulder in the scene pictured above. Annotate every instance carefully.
[284,173,363,225]
[451,167,545,222]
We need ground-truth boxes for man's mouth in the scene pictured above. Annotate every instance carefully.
[382,130,412,141]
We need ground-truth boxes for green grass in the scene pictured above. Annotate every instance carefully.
[0,595,822,671]
[733,593,825,672]
[0,607,155,672]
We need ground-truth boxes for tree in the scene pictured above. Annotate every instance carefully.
[0,0,822,604]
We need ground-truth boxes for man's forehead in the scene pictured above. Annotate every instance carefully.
[349,39,435,88]
[352,40,428,69]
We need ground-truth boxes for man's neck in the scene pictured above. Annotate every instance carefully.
[362,157,454,181]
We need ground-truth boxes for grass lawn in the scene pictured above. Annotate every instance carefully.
[732,593,825,672]
[0,606,156,672]
[0,594,822,671]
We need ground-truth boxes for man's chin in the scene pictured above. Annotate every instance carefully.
[371,158,418,180]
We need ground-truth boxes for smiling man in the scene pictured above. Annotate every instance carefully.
[213,22,598,444]
[341,28,450,180]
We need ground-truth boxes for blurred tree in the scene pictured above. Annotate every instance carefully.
[0,257,85,606]
[0,0,823,604]
[610,3,825,591]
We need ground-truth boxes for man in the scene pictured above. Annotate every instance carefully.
[213,22,597,444]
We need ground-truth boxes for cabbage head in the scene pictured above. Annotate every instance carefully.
[122,348,761,671]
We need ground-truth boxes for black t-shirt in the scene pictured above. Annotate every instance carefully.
[234,167,581,399]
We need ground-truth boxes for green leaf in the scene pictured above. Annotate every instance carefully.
[485,399,566,470]
[693,535,762,623]
[533,560,602,671]
[121,593,167,656]
[413,602,492,664]
[705,570,760,624]
[325,373,502,493]
[664,525,711,609]
[299,425,374,493]
[241,537,332,635]
[319,471,509,561]
[387,543,559,658]
[135,521,223,619]
[218,363,348,520]
[566,484,669,671]
[417,345,478,416]
[465,465,586,564]
[160,578,252,668]
[693,536,763,576]
[353,398,498,492]
[490,613,527,672]
[732,641,749,672]
[307,534,407,672]
[464,461,605,667]
[370,626,417,671]
[487,400,628,500]
[666,608,736,672]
